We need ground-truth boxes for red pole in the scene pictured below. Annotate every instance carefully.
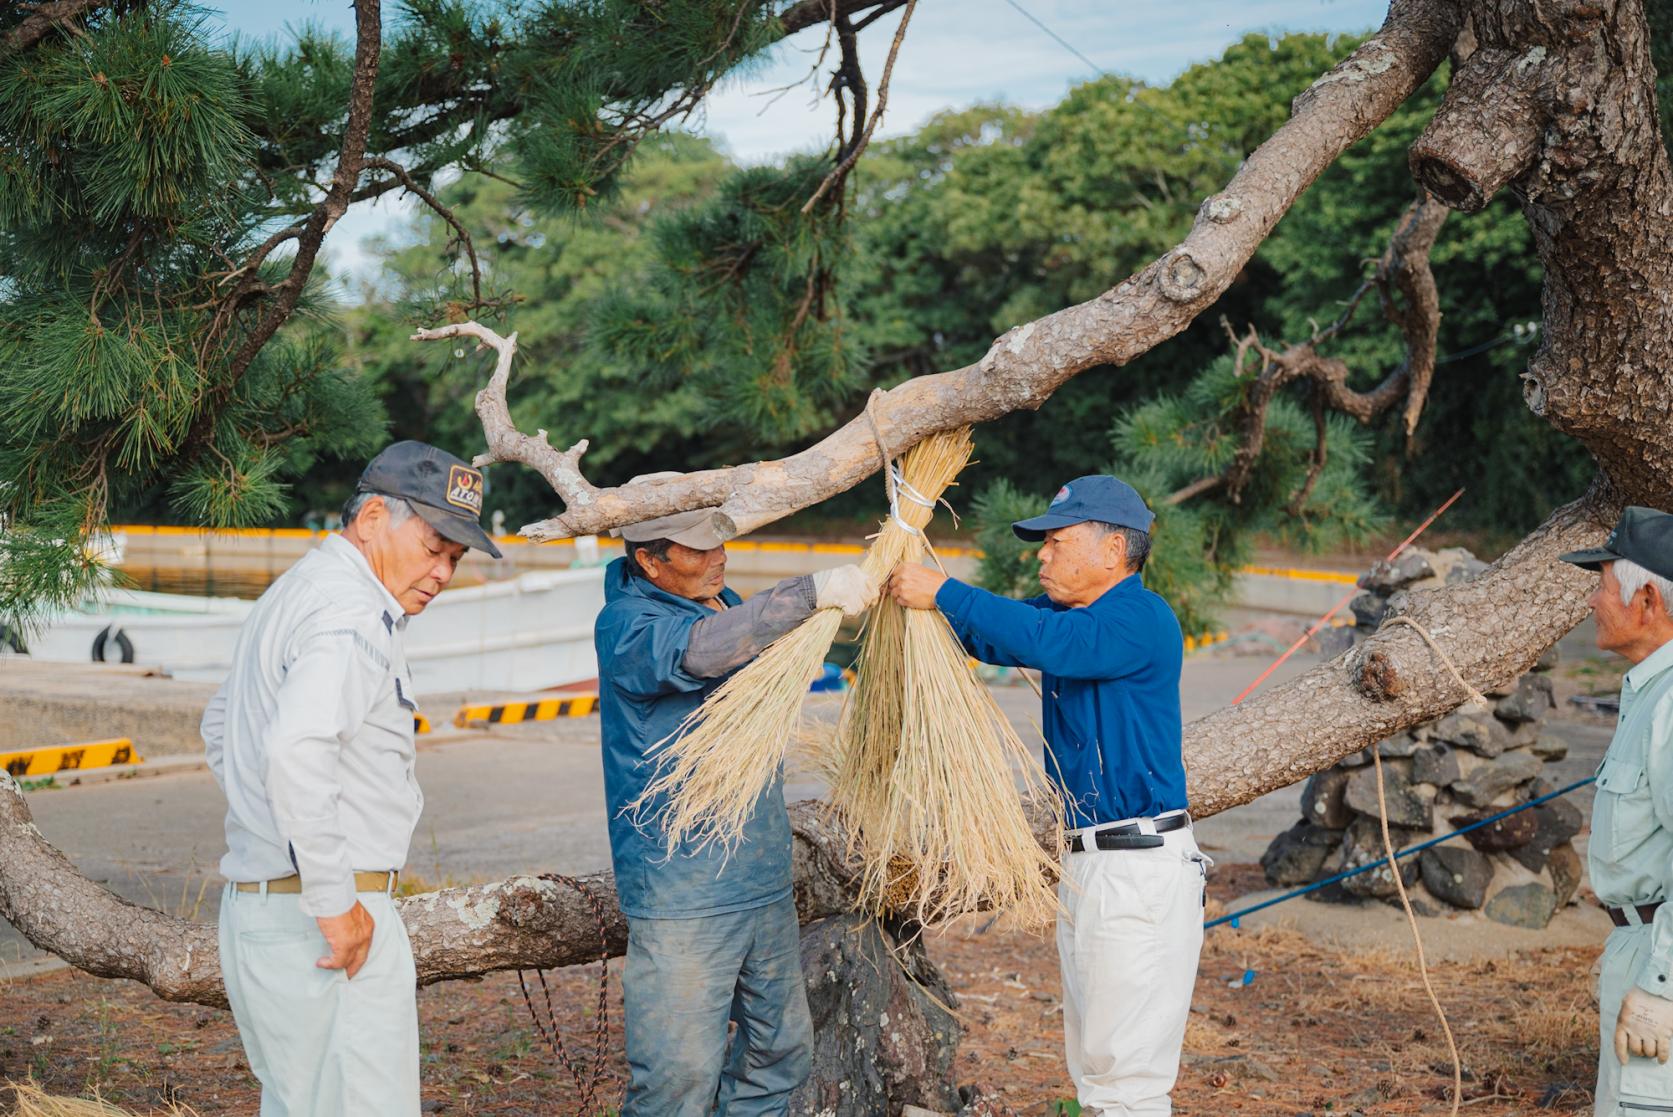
[1230,488,1466,706]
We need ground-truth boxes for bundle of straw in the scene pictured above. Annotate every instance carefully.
[831,491,1064,931]
[633,428,978,855]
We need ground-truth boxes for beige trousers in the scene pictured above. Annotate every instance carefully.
[1056,827,1208,1117]
[219,883,420,1117]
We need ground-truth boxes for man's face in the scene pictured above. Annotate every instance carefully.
[640,542,728,602]
[1592,561,1643,656]
[1037,522,1126,608]
[356,499,467,614]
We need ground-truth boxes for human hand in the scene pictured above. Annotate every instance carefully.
[888,563,948,610]
[316,900,376,979]
[813,565,880,616]
[1617,986,1673,1064]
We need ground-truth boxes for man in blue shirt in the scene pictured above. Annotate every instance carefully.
[890,474,1204,1117]
[594,489,877,1117]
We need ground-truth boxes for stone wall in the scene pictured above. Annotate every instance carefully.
[1259,547,1583,929]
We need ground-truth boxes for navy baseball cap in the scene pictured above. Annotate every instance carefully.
[1560,506,1673,583]
[1012,475,1155,541]
[357,441,503,559]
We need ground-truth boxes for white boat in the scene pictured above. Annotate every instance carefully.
[9,567,605,697]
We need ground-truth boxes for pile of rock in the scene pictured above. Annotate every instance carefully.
[1259,547,1583,929]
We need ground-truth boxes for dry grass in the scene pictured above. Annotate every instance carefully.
[828,431,1065,931]
[5,1082,198,1117]
[633,429,980,855]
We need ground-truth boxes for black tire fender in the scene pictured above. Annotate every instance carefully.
[91,625,135,664]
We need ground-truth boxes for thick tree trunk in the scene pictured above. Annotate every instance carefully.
[1412,0,1673,508]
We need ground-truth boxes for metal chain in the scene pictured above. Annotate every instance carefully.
[516,872,614,1116]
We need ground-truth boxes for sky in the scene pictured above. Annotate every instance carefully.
[202,0,1393,287]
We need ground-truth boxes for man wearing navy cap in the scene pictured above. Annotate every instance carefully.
[1559,506,1673,1115]
[890,474,1204,1116]
[204,440,500,1116]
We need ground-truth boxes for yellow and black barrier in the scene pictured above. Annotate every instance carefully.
[2,738,142,778]
[451,694,599,728]
[413,714,432,735]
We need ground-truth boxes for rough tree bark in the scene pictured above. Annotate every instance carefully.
[6,3,1673,1106]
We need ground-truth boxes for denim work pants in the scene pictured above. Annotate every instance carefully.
[218,883,420,1117]
[621,894,813,1117]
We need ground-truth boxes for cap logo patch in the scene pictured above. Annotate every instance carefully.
[1051,484,1072,507]
[446,465,484,514]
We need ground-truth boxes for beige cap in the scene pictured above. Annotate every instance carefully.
[610,473,737,550]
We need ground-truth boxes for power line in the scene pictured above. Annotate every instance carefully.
[1001,0,1106,77]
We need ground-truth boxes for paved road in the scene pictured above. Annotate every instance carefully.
[0,626,1616,974]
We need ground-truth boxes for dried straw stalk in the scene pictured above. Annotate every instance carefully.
[633,429,978,855]
[6,1082,200,1116]
[831,543,1065,931]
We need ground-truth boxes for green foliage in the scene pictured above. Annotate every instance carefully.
[510,0,781,214]
[590,156,860,443]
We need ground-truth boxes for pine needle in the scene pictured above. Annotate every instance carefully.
[6,1082,200,1116]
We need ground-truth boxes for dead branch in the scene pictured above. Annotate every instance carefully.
[2,0,104,54]
[467,0,1460,542]
[409,322,594,500]
[1189,195,1448,504]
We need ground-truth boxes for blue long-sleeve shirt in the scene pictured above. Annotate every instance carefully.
[935,573,1186,827]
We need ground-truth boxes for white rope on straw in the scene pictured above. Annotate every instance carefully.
[865,392,924,537]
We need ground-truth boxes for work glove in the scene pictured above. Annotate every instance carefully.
[1617,986,1673,1064]
[812,564,880,616]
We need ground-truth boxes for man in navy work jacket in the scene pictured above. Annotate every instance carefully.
[889,474,1204,1117]
[594,483,878,1117]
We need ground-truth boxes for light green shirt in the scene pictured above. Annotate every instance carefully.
[1590,637,1673,1000]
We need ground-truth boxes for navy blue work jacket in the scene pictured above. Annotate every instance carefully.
[935,573,1187,827]
[593,558,793,919]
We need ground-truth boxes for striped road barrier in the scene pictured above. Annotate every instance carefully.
[2,738,142,778]
[452,693,599,728]
[414,714,432,735]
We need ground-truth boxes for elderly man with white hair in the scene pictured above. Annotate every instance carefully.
[204,441,502,1116]
[1560,506,1673,1115]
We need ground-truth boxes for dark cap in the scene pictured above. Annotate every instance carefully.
[607,473,736,550]
[357,441,503,559]
[1012,475,1155,541]
[1560,506,1673,583]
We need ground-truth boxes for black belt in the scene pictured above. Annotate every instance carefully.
[1068,813,1191,852]
[1609,901,1664,928]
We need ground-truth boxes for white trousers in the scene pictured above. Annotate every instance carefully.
[1596,922,1673,1115]
[1056,828,1207,1117]
[219,883,420,1117]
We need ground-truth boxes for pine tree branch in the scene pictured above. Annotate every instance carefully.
[2,0,105,55]
[778,0,901,36]
[802,0,917,213]
[498,0,1462,542]
[187,0,383,450]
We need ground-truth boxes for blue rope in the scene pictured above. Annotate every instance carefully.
[1204,774,1596,931]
